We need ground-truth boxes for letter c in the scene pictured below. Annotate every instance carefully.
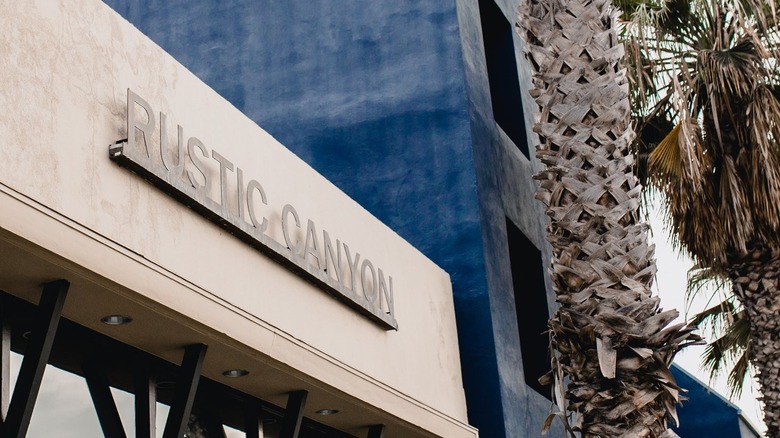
[282,204,301,254]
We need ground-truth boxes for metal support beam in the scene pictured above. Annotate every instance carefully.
[84,362,127,438]
[1,312,10,424]
[162,343,207,438]
[279,390,308,438]
[244,401,263,438]
[134,363,156,438]
[201,411,227,438]
[367,424,385,438]
[4,279,69,438]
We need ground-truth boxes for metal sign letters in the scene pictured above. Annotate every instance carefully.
[110,89,397,330]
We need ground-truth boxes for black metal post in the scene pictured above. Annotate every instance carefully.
[279,390,308,438]
[162,343,207,438]
[1,312,10,424]
[134,362,157,438]
[244,402,263,438]
[367,424,385,438]
[4,279,69,438]
[201,411,227,438]
[84,362,127,438]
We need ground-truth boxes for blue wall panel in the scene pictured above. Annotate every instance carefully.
[671,365,744,438]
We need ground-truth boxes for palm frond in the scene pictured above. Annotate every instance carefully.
[717,156,753,254]
[726,344,752,399]
[689,298,735,328]
[746,86,780,235]
[647,116,708,205]
[697,304,752,399]
[648,122,683,180]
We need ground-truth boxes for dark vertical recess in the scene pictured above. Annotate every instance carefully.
[84,362,127,438]
[367,424,385,438]
[478,0,530,157]
[505,219,551,399]
[162,343,208,438]
[279,390,308,438]
[4,279,69,438]
[244,401,263,438]
[202,411,227,438]
[134,361,157,438]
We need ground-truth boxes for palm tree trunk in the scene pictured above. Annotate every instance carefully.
[729,245,780,436]
[518,0,700,435]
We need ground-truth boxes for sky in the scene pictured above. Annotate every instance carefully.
[7,353,244,437]
[647,194,767,434]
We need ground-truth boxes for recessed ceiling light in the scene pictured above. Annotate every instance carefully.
[315,409,339,416]
[222,369,249,378]
[156,381,176,390]
[101,315,132,325]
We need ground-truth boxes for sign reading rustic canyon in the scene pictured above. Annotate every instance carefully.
[110,89,397,330]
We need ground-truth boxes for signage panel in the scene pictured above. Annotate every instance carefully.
[110,89,397,330]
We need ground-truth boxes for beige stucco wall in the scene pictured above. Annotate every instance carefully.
[0,1,476,436]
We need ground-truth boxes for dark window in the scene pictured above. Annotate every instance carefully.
[479,0,530,158]
[506,218,551,399]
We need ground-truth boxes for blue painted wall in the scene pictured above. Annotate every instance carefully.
[671,365,745,437]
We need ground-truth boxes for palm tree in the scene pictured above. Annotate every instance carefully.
[516,0,701,435]
[622,0,780,433]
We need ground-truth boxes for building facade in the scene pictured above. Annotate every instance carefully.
[0,1,478,437]
[2,0,759,437]
[100,0,561,436]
